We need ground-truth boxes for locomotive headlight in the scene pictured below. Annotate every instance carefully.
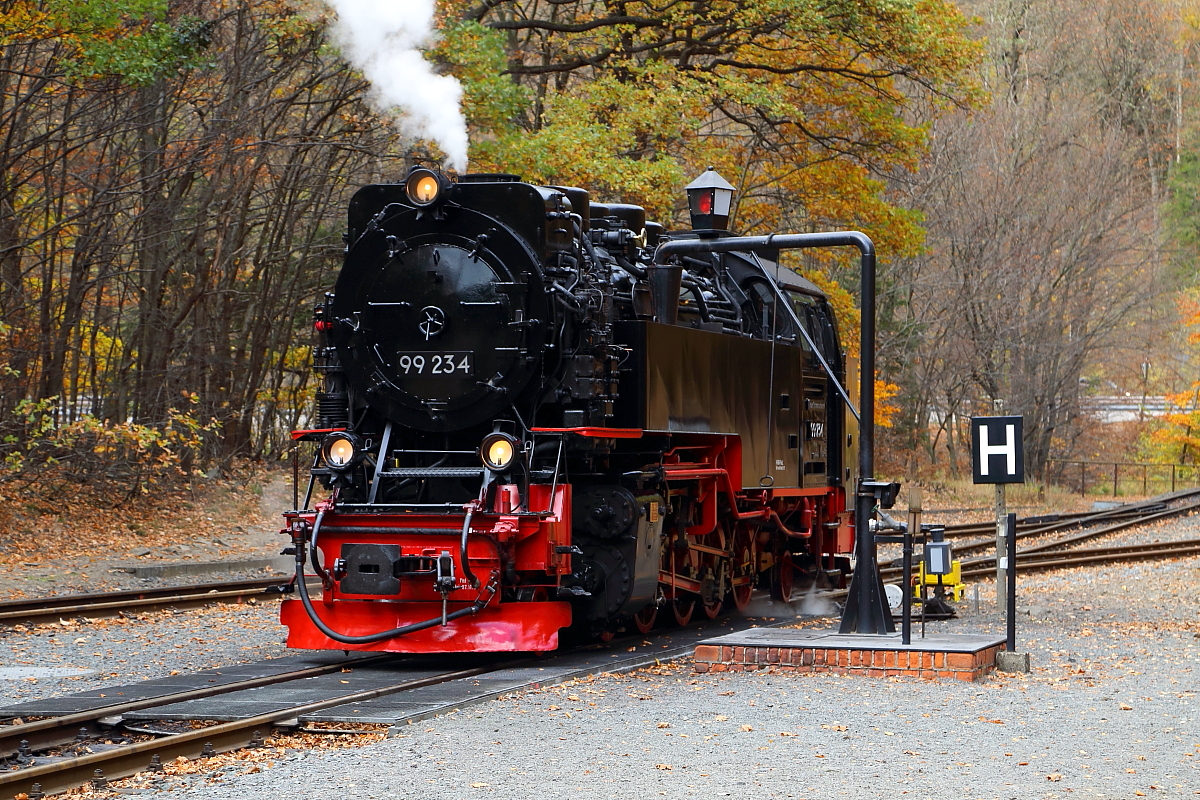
[321,432,363,470]
[480,433,520,473]
[406,167,444,206]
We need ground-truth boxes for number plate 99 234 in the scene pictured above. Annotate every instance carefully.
[396,352,473,376]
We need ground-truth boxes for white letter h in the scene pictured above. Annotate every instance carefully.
[979,424,1016,477]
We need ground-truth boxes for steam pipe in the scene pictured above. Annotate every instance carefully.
[652,231,892,634]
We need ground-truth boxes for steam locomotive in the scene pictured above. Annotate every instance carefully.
[280,166,862,652]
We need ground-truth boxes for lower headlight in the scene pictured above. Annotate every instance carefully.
[480,433,520,472]
[321,432,362,470]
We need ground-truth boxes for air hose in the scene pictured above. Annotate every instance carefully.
[293,509,493,645]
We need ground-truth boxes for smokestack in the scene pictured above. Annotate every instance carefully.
[647,264,683,325]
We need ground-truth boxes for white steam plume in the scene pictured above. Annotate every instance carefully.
[325,0,469,171]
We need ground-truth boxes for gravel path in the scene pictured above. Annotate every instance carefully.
[2,504,1196,798]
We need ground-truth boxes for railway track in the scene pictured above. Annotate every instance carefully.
[955,537,1200,579]
[0,603,738,798]
[935,491,1200,558]
[877,537,1200,585]
[0,577,300,628]
[937,502,1169,538]
[0,654,395,760]
[857,491,1200,597]
[0,656,498,799]
[3,491,1198,796]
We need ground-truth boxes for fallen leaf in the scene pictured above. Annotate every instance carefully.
[779,732,795,737]
[470,782,490,788]
[1119,703,1133,711]
[567,695,580,702]
[547,705,561,711]
[815,754,826,758]
[657,722,670,729]
[714,715,728,722]
[1126,769,1137,774]
[718,691,736,696]
[739,725,753,732]
[1134,793,1145,797]
[1047,773,1061,782]
[655,764,672,771]
[1018,762,1029,766]
[73,637,88,644]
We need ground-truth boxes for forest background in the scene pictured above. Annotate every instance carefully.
[1,0,1199,503]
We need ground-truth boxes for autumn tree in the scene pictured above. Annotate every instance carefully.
[0,0,405,475]
[438,0,981,259]
[881,0,1183,478]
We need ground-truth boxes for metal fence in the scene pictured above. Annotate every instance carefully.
[1046,459,1200,497]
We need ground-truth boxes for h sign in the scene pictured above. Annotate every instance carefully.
[971,416,1025,484]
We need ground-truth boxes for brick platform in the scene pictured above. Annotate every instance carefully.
[694,629,1006,682]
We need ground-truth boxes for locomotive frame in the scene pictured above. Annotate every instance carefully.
[279,167,893,652]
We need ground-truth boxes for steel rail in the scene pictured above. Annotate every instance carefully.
[938,506,1166,538]
[939,499,1200,558]
[839,538,1200,600]
[0,579,291,615]
[955,538,1200,577]
[0,578,300,628]
[880,504,1200,578]
[0,654,397,759]
[933,488,1200,543]
[0,664,500,798]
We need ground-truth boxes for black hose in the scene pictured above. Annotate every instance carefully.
[293,510,492,645]
[460,508,479,589]
[681,279,712,323]
[551,282,583,311]
[615,253,647,279]
[685,255,743,324]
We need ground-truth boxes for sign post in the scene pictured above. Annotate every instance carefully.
[970,413,1024,606]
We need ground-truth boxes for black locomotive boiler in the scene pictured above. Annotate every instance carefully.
[281,166,862,652]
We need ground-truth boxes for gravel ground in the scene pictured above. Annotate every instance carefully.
[0,601,290,704]
[0,474,292,600]
[2,501,1197,798]
[7,513,1186,799]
